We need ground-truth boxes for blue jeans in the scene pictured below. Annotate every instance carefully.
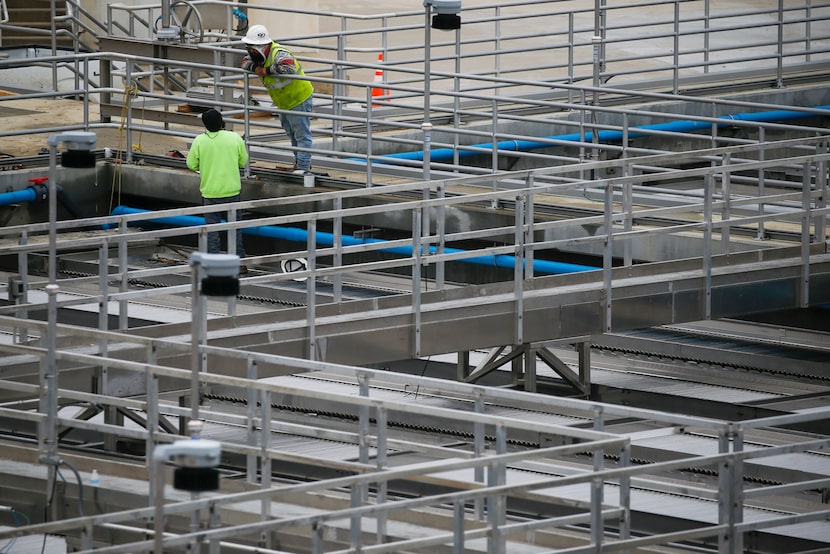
[203,195,245,257]
[280,96,313,171]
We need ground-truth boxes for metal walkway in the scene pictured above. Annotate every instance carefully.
[0,1,829,553]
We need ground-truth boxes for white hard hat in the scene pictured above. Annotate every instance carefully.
[243,24,271,46]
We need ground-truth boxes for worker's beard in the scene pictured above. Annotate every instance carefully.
[247,47,266,65]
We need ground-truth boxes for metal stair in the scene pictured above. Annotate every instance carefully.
[0,0,75,48]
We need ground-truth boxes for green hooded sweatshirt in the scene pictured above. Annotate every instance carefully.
[186,130,249,199]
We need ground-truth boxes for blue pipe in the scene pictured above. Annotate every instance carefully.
[0,187,39,207]
[110,205,598,275]
[0,182,86,221]
[373,105,830,163]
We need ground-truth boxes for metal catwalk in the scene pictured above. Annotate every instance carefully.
[0,1,829,552]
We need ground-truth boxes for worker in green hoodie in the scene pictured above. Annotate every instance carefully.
[186,108,250,271]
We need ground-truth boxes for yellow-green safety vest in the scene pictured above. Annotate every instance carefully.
[260,43,314,110]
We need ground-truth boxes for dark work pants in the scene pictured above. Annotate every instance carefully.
[203,195,245,257]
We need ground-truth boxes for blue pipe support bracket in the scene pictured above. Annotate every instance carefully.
[110,205,598,275]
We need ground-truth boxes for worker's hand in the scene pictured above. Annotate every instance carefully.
[254,66,268,77]
[241,56,258,72]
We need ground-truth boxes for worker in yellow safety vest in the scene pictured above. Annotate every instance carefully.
[241,24,314,174]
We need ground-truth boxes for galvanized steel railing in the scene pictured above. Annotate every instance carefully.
[0,318,827,552]
[0,2,829,552]
[101,0,830,94]
[0,135,827,346]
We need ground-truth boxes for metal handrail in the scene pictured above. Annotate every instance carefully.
[0,136,826,334]
[0,330,826,552]
[4,1,830,97]
[97,0,830,93]
[3,48,830,173]
[0,3,828,551]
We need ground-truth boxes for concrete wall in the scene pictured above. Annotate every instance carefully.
[245,1,320,51]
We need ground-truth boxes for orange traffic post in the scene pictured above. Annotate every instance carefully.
[371,53,388,105]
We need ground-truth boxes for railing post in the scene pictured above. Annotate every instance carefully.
[82,57,91,124]
[98,241,114,452]
[436,181,446,289]
[246,359,258,484]
[816,141,828,243]
[49,0,58,91]
[453,499,466,554]
[514,196,525,346]
[618,441,631,551]
[98,242,109,333]
[242,75,252,179]
[358,372,370,466]
[376,405,388,543]
[332,30,347,146]
[124,63,134,164]
[333,197,343,302]
[801,161,812,307]
[366,98,375,186]
[14,232,30,344]
[523,177,535,277]
[594,0,607,78]
[721,153,732,255]
[118,219,129,330]
[487,423,507,554]
[146,344,159,503]
[757,128,766,240]
[592,406,605,551]
[260,389,273,548]
[732,425,745,553]
[717,425,740,554]
[227,207,239,316]
[351,372,371,550]
[579,90,589,174]
[776,0,785,88]
[673,1,680,94]
[622,159,633,267]
[412,207,423,358]
[190,258,204,422]
[474,391,485,520]
[422,121,433,206]
[704,0,711,72]
[307,218,318,360]
[602,180,613,333]
[703,173,714,320]
[491,100,499,172]
[312,519,325,554]
[568,12,575,104]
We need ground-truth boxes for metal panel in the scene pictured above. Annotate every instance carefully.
[189,256,830,368]
[712,279,798,317]
[98,36,241,66]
